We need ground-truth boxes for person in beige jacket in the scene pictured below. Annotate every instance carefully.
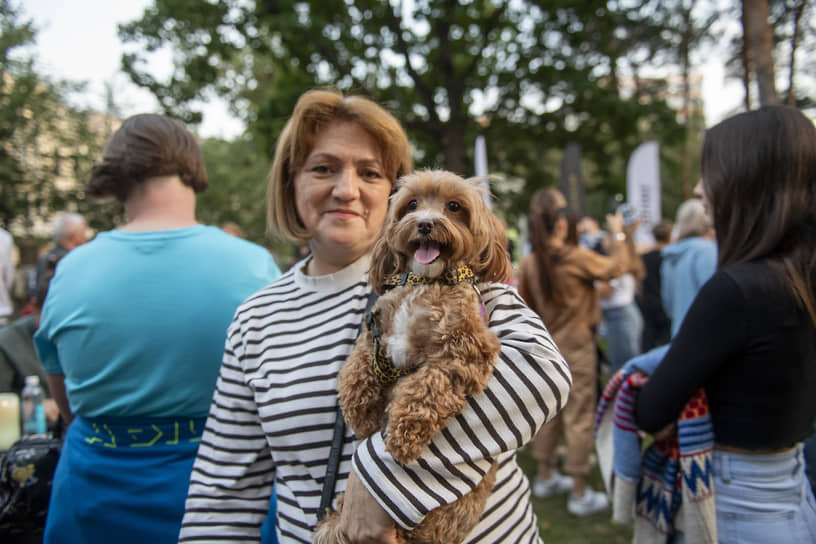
[517,187,631,516]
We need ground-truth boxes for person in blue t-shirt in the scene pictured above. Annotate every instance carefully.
[35,114,281,544]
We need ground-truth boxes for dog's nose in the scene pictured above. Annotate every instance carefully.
[417,219,433,236]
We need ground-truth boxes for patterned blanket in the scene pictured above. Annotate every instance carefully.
[594,349,717,543]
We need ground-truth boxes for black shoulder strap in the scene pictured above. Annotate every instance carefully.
[317,290,378,521]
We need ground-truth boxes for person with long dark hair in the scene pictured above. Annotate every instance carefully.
[518,188,632,516]
[635,106,816,542]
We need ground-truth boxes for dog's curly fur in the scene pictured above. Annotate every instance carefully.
[313,170,513,544]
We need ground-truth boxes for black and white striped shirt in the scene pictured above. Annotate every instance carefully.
[179,255,570,543]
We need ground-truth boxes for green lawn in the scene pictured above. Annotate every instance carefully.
[516,444,634,544]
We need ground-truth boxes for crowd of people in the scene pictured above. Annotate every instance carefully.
[0,89,814,544]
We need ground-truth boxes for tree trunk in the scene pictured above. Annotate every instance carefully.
[785,0,806,106]
[741,24,752,110]
[442,119,465,175]
[680,3,693,200]
[742,0,779,106]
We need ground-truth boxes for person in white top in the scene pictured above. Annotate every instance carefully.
[0,227,14,324]
[178,89,572,544]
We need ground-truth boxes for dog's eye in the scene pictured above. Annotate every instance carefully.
[447,201,461,212]
[407,199,418,211]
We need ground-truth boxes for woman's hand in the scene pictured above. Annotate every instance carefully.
[339,468,403,543]
[638,422,677,442]
[595,281,614,299]
[623,218,642,237]
[605,211,624,236]
[43,398,60,422]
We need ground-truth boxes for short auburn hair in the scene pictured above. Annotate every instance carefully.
[86,114,207,202]
[267,88,413,243]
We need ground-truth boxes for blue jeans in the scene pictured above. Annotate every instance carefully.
[601,303,643,375]
[712,445,816,543]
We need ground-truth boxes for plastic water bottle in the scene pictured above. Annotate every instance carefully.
[21,375,46,435]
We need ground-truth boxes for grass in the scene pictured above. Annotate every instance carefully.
[510,346,634,543]
[517,444,634,544]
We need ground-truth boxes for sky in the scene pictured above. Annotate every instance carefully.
[20,0,745,139]
[20,0,243,139]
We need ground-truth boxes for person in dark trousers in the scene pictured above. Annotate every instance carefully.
[636,219,673,352]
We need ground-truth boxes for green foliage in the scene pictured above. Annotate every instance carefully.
[118,0,720,226]
[0,0,108,243]
[195,134,298,264]
[517,444,634,543]
[198,136,267,242]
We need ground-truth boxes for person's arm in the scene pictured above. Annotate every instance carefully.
[0,350,18,394]
[577,213,629,282]
[634,271,747,432]
[179,322,275,543]
[596,280,615,299]
[1,235,13,292]
[347,283,571,531]
[516,258,531,305]
[45,374,72,425]
[33,292,74,425]
[624,220,645,282]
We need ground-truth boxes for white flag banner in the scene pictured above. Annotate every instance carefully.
[474,135,491,210]
[626,141,661,246]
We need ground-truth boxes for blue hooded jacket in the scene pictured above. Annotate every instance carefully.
[660,237,717,337]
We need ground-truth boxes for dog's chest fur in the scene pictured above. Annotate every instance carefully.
[385,288,433,369]
[376,282,480,370]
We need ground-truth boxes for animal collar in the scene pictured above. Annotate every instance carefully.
[368,265,486,386]
[382,264,475,290]
[365,310,413,385]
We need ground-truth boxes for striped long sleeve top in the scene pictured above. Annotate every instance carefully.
[179,255,571,543]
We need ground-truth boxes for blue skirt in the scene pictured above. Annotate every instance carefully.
[44,416,206,544]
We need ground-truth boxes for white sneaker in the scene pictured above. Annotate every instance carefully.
[567,488,609,516]
[532,471,574,498]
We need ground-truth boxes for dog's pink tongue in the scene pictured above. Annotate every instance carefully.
[414,241,440,265]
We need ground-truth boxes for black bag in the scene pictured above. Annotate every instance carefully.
[0,434,62,536]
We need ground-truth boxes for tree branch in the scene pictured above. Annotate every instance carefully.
[384,2,440,124]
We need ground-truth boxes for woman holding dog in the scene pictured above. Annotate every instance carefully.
[634,106,816,542]
[517,187,632,516]
[179,88,572,543]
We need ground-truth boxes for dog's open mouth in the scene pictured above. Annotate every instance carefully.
[414,240,441,265]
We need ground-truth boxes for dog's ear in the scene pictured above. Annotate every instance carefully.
[462,177,513,283]
[473,207,513,284]
[368,229,403,295]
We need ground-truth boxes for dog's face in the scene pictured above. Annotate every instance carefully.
[369,170,512,290]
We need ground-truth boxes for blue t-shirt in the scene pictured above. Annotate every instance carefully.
[35,225,281,418]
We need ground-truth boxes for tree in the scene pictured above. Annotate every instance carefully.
[721,0,815,112]
[769,0,814,108]
[196,136,273,243]
[743,0,780,106]
[119,0,693,224]
[0,0,108,240]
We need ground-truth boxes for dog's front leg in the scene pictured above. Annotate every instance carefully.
[384,364,468,464]
[338,333,388,439]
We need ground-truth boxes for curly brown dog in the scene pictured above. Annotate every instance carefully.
[313,170,513,544]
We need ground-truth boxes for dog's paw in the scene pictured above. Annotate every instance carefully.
[386,417,432,463]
